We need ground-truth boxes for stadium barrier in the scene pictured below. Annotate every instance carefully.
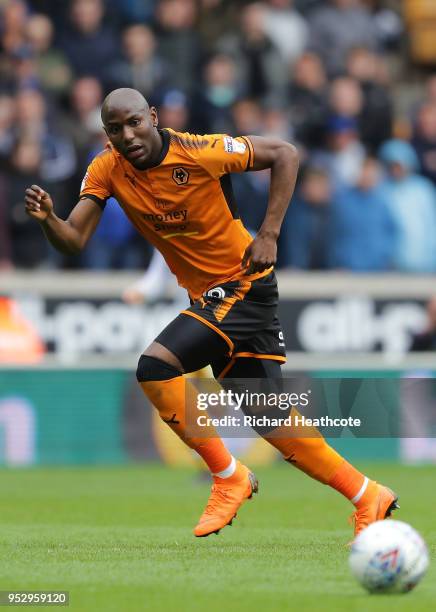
[1,272,436,466]
[1,271,434,362]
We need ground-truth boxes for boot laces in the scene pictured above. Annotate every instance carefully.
[348,504,371,533]
[203,484,232,516]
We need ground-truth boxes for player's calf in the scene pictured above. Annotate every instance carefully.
[136,354,256,536]
[263,433,399,537]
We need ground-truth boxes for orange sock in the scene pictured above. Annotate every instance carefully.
[328,460,369,506]
[140,375,233,475]
[262,408,366,503]
[266,434,344,483]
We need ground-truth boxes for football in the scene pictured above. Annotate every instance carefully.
[349,520,429,593]
[349,520,430,594]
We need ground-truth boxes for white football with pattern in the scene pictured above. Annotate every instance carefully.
[349,520,429,593]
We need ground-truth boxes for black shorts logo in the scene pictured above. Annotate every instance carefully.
[172,167,189,185]
[205,287,226,299]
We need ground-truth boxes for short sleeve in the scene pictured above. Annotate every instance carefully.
[79,149,113,207]
[195,134,254,179]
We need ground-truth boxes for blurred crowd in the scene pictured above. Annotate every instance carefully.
[1,0,436,274]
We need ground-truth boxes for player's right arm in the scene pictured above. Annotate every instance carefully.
[25,149,112,255]
[24,185,103,255]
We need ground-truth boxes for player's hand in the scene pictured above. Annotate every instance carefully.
[24,185,54,222]
[241,232,277,275]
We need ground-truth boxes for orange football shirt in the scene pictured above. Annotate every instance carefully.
[80,128,271,299]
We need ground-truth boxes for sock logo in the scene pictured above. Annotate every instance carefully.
[284,455,297,464]
[162,413,180,425]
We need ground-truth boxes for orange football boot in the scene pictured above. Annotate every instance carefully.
[350,480,399,538]
[194,462,258,537]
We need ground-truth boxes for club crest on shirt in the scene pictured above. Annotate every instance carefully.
[172,167,189,185]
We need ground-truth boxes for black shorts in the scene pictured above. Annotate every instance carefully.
[155,271,286,374]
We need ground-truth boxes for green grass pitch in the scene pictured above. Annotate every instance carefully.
[0,463,434,611]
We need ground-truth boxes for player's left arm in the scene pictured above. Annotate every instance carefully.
[241,135,299,274]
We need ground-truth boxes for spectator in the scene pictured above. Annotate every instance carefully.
[346,47,393,151]
[262,104,293,142]
[9,45,41,91]
[0,0,30,92]
[59,0,119,79]
[0,173,12,269]
[158,89,190,132]
[79,197,147,270]
[69,76,103,137]
[328,76,363,122]
[61,77,104,176]
[154,0,202,95]
[330,157,397,271]
[424,75,436,107]
[281,166,332,269]
[288,52,329,149]
[106,0,157,25]
[311,116,366,188]
[294,0,322,15]
[15,89,77,186]
[379,139,436,273]
[217,2,287,103]
[107,24,169,101]
[0,94,15,156]
[231,169,270,237]
[0,0,434,275]
[25,13,73,99]
[366,0,403,51]
[307,0,378,76]
[24,1,65,30]
[412,103,436,187]
[197,0,240,52]
[14,88,77,227]
[191,53,241,133]
[0,96,13,265]
[6,138,50,268]
[231,98,263,135]
[264,0,308,65]
[409,297,436,351]
[230,96,269,234]
[1,0,28,56]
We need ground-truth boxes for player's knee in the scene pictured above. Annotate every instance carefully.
[136,354,182,382]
